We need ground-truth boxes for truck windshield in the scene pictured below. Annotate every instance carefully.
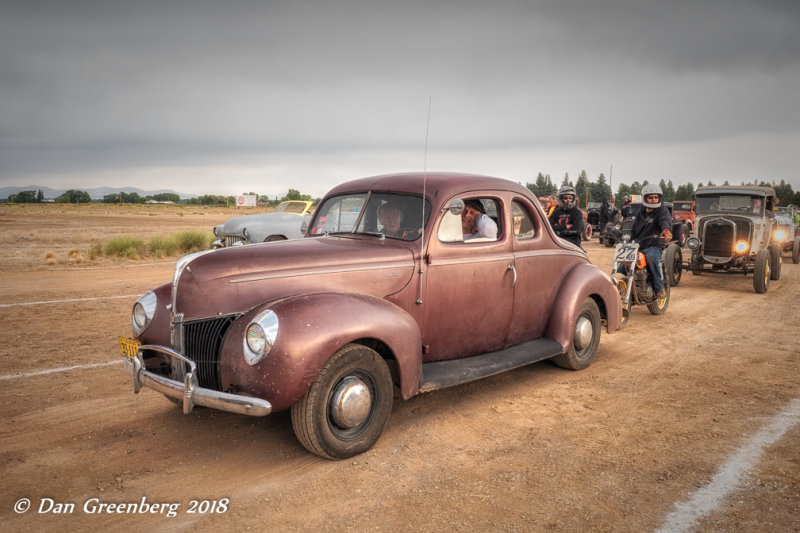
[696,195,763,215]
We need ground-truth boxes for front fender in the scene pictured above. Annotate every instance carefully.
[544,263,621,353]
[220,292,422,412]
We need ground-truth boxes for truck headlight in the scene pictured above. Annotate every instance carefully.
[687,237,700,250]
[773,229,787,242]
[132,291,157,336]
[243,309,278,366]
[734,240,749,253]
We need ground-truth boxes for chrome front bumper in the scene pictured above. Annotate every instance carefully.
[123,345,271,417]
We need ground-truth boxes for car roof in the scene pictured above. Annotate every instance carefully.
[696,185,776,197]
[323,172,532,201]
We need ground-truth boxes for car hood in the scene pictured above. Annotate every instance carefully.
[173,236,417,320]
[220,212,305,235]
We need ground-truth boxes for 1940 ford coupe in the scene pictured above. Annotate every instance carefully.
[120,172,621,459]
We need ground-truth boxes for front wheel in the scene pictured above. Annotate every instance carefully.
[291,344,393,459]
[792,236,800,264]
[664,243,682,287]
[769,243,782,281]
[583,224,592,241]
[612,273,631,328]
[753,249,770,294]
[554,299,601,370]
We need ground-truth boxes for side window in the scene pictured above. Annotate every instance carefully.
[438,198,501,243]
[512,201,535,239]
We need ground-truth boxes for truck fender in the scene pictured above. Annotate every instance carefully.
[544,263,621,353]
[220,292,422,412]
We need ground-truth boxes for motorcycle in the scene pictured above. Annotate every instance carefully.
[610,235,671,327]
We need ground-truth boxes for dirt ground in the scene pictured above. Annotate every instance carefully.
[1,203,798,532]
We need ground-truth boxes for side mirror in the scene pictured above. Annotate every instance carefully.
[444,198,465,215]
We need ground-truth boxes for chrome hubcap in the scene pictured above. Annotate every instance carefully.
[574,316,593,351]
[330,377,372,428]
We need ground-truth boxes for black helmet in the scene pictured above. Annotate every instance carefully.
[557,186,577,209]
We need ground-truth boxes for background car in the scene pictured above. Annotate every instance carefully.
[672,201,696,233]
[686,185,781,293]
[212,200,314,247]
[773,213,800,264]
[122,172,621,459]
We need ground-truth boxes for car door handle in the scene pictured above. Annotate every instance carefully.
[508,264,517,287]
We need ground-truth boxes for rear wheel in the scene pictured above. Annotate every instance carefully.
[291,344,393,459]
[753,249,770,294]
[646,285,669,315]
[554,299,601,370]
[768,243,782,280]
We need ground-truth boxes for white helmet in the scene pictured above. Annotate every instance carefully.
[557,185,577,209]
[641,183,663,209]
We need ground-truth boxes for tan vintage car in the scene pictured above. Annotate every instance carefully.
[120,172,621,459]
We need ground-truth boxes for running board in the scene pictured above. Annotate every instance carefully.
[418,338,564,393]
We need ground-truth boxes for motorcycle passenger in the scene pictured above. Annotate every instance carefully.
[549,186,585,248]
[628,184,672,299]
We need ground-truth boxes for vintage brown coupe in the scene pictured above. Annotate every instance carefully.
[121,172,621,459]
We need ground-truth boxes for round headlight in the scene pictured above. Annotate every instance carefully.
[243,309,278,366]
[687,237,700,250]
[734,240,749,253]
[131,291,157,336]
[774,229,787,242]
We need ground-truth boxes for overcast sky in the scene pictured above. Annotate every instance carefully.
[2,0,799,198]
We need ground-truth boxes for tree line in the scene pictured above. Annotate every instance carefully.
[525,172,800,208]
[5,188,316,206]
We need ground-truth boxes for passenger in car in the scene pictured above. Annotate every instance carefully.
[462,199,498,241]
[377,202,419,240]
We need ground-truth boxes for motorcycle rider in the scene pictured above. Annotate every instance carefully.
[628,184,672,299]
[620,195,633,219]
[549,185,585,248]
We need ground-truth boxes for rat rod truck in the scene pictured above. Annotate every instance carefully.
[120,172,621,459]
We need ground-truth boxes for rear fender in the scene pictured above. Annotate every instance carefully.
[220,292,422,411]
[544,263,621,353]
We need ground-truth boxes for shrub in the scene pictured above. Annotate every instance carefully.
[171,230,213,253]
[105,236,145,258]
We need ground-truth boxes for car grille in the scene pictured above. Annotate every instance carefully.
[182,315,238,391]
[699,217,753,259]
[223,235,246,247]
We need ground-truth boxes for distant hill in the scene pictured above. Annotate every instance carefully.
[0,185,197,201]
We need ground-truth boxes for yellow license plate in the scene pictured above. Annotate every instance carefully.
[119,337,141,360]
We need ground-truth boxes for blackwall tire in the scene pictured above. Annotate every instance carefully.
[291,344,393,460]
[753,249,770,294]
[553,299,601,370]
[769,243,782,281]
[664,243,682,287]
[646,285,669,315]
[793,237,800,264]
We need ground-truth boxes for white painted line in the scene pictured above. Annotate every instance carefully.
[0,294,142,308]
[657,398,800,533]
[0,360,122,380]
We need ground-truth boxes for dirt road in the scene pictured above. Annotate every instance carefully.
[1,205,798,532]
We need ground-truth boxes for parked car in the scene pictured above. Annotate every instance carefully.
[212,200,315,248]
[672,201,696,233]
[773,213,800,264]
[120,172,622,459]
[686,186,782,293]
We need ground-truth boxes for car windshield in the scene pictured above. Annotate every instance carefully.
[275,201,309,214]
[673,202,693,211]
[696,195,764,215]
[308,192,431,241]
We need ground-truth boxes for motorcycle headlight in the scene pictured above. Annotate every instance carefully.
[773,229,787,242]
[243,309,279,366]
[131,291,157,336]
[687,237,700,250]
[734,240,749,253]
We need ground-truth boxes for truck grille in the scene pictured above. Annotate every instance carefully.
[703,221,734,258]
[183,315,238,391]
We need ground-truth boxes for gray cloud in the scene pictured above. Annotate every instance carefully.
[1,0,799,196]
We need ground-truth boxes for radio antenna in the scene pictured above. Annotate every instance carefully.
[416,97,432,305]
